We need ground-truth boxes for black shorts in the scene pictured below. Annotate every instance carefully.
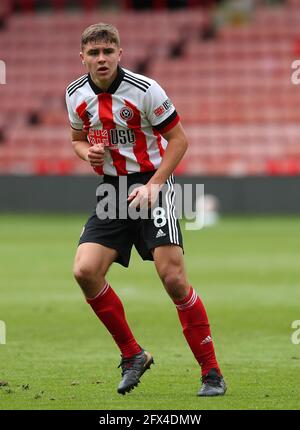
[78,171,183,267]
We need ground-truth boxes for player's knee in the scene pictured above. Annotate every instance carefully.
[157,262,189,300]
[159,266,186,290]
[73,263,99,286]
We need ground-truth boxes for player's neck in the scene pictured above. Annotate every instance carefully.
[90,69,118,92]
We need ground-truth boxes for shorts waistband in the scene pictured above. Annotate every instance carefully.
[103,170,156,184]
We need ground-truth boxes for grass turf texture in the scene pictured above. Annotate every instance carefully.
[0,214,299,410]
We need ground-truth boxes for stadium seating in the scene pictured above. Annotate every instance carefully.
[0,5,299,175]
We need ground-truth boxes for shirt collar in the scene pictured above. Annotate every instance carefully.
[88,66,125,95]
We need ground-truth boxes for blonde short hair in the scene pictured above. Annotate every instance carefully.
[81,23,120,49]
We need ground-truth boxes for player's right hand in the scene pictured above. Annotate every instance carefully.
[87,144,105,167]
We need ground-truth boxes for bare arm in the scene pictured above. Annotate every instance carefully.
[147,121,188,186]
[128,122,188,207]
[71,128,104,167]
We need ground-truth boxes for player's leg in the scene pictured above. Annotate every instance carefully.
[73,242,142,360]
[152,244,226,396]
[74,228,153,395]
[73,242,117,298]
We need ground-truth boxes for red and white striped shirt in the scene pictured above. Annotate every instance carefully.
[65,67,180,176]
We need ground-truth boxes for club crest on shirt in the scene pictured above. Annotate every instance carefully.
[119,106,134,121]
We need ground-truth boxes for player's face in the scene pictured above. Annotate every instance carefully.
[80,41,122,89]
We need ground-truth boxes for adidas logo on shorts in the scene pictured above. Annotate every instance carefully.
[156,229,166,238]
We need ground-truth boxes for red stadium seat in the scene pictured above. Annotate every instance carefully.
[0,6,299,175]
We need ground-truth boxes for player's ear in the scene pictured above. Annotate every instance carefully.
[79,52,85,65]
[118,48,123,62]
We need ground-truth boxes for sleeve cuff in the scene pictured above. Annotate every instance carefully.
[70,124,83,131]
[153,111,180,134]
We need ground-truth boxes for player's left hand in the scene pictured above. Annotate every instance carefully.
[128,184,161,209]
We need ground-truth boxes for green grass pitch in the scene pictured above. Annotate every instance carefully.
[0,214,299,410]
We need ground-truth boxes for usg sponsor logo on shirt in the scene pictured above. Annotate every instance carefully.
[88,128,136,148]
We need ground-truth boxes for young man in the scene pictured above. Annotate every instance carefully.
[65,23,226,397]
